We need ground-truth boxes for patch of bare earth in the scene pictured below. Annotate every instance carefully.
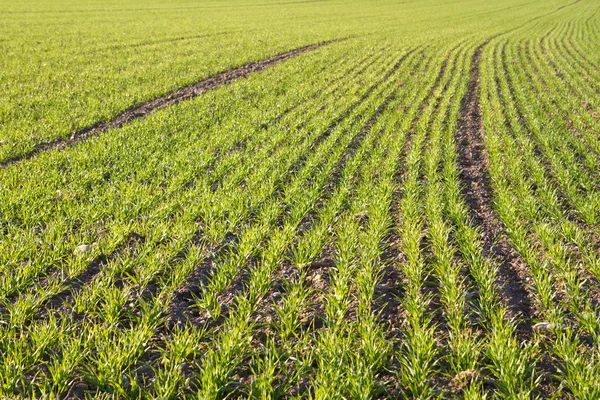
[455,43,536,336]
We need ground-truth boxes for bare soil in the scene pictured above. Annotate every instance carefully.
[455,43,535,335]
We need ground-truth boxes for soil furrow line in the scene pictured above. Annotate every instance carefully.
[46,232,147,321]
[0,231,147,327]
[0,39,346,168]
[163,231,238,330]
[455,42,534,336]
[556,0,581,12]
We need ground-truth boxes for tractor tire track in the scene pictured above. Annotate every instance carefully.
[0,39,345,168]
[455,42,534,335]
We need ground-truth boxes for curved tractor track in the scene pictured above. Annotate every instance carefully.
[455,42,535,333]
[0,39,345,168]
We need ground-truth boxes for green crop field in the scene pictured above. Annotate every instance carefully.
[1,0,600,397]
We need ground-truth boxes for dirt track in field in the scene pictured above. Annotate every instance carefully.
[0,39,344,168]
[455,42,535,333]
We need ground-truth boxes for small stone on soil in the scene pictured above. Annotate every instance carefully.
[74,244,92,255]
[353,211,368,221]
[533,322,556,332]
[74,382,90,390]
[491,245,503,255]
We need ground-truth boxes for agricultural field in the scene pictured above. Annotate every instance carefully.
[1,0,600,397]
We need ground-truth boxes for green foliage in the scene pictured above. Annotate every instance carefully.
[0,0,599,397]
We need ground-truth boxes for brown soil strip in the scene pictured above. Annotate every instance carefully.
[455,43,534,334]
[163,231,237,329]
[110,30,239,51]
[40,255,107,317]
[0,39,345,168]
[556,0,581,12]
